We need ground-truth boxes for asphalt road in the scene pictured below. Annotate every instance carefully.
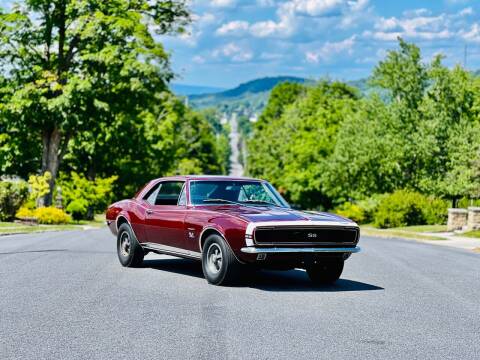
[1,229,479,360]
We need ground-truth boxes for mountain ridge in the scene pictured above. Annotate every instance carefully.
[189,75,310,100]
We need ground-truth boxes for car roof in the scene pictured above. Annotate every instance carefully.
[152,175,264,182]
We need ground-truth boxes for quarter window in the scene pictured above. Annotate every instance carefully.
[154,181,185,206]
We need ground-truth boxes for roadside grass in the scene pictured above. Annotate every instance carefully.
[0,214,105,235]
[361,225,447,241]
[460,230,480,239]
[392,225,447,233]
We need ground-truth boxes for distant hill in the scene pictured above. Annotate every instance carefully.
[188,76,310,113]
[170,83,225,96]
[186,75,376,118]
[190,76,308,102]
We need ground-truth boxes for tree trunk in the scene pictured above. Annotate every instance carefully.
[39,127,62,207]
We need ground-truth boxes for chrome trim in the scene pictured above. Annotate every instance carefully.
[240,246,361,254]
[245,221,359,246]
[142,242,201,260]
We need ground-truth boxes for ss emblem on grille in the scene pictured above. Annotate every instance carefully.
[307,232,317,238]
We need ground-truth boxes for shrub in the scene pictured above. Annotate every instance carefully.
[373,190,448,228]
[58,172,117,220]
[34,207,71,224]
[66,199,88,221]
[0,179,29,221]
[334,202,366,223]
[15,206,35,219]
[374,190,424,228]
[422,197,449,225]
[28,172,51,207]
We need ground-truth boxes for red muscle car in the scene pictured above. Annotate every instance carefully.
[106,175,360,286]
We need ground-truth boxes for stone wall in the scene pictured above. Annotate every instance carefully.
[467,207,480,230]
[447,208,468,231]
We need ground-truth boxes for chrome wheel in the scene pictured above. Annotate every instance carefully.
[120,232,131,257]
[206,243,223,274]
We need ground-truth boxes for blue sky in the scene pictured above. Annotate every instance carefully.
[1,0,479,88]
[162,0,480,87]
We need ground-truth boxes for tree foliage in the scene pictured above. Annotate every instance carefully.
[0,0,190,204]
[247,39,480,209]
[1,1,229,207]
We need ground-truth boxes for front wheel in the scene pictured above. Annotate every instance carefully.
[117,223,144,267]
[202,234,242,286]
[306,258,344,285]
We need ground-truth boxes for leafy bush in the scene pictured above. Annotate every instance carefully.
[334,202,366,223]
[28,172,51,207]
[66,199,88,222]
[34,207,71,224]
[15,206,35,219]
[422,197,449,225]
[58,172,117,220]
[0,179,29,221]
[356,194,387,224]
[373,190,448,228]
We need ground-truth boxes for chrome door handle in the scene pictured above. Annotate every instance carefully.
[146,209,153,215]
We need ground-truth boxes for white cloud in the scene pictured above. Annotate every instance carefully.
[305,35,356,63]
[210,0,236,8]
[458,7,473,16]
[178,30,203,46]
[192,12,217,26]
[367,13,455,41]
[212,42,253,62]
[214,0,369,40]
[216,20,250,36]
[460,23,480,43]
[192,55,206,64]
[291,0,344,16]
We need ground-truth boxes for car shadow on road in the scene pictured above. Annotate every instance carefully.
[142,258,384,292]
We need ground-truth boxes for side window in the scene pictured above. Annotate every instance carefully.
[143,183,161,205]
[178,184,187,206]
[154,181,184,206]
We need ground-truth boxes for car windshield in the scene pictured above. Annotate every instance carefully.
[190,180,290,208]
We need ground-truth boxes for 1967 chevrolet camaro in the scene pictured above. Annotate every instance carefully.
[106,175,360,286]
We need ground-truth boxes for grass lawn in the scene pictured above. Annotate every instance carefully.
[460,230,480,239]
[0,214,105,235]
[360,225,447,241]
[392,225,447,233]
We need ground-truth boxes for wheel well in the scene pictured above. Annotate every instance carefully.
[200,228,223,251]
[116,216,129,230]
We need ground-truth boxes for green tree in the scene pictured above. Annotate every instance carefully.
[247,82,305,180]
[0,0,189,205]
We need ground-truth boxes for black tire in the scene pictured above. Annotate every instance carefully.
[202,234,242,286]
[306,258,344,285]
[117,223,144,267]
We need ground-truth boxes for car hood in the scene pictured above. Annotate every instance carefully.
[198,205,355,225]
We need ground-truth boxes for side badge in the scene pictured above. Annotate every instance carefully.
[188,231,195,239]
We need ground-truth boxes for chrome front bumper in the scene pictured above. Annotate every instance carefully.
[240,246,361,254]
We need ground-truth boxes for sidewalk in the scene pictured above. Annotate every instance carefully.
[422,232,480,252]
[361,226,480,253]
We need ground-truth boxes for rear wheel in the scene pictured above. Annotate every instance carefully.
[306,258,344,285]
[202,234,242,286]
[117,223,144,267]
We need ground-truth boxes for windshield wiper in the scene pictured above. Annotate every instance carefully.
[241,200,282,207]
[202,198,242,205]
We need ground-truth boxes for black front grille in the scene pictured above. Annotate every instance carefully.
[254,226,359,246]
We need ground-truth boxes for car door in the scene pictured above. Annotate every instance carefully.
[144,181,187,249]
